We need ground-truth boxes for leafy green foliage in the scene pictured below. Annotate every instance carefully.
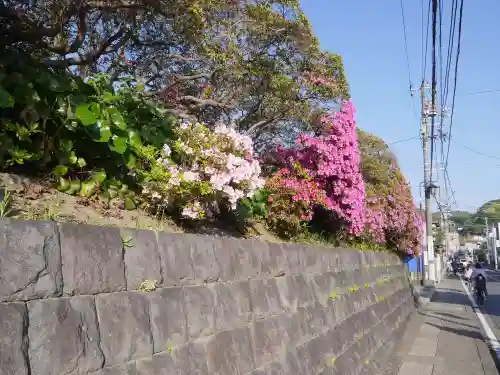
[0,55,176,208]
[0,189,12,218]
[237,189,271,221]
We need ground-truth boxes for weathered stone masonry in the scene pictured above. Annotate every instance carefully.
[0,219,416,375]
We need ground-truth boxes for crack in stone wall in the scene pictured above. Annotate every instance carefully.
[0,219,417,375]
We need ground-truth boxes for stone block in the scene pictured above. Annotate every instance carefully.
[187,338,210,375]
[337,249,359,272]
[184,286,216,338]
[59,223,125,295]
[300,246,324,274]
[206,327,255,375]
[325,294,349,325]
[250,362,285,375]
[28,296,104,375]
[212,281,252,331]
[316,250,338,273]
[354,307,378,335]
[298,333,332,375]
[187,234,220,283]
[91,363,138,375]
[280,243,304,275]
[276,274,316,312]
[351,268,373,289]
[372,293,391,318]
[258,242,289,277]
[120,228,162,290]
[135,348,188,375]
[251,315,287,366]
[333,269,354,288]
[347,287,376,317]
[249,278,282,318]
[214,237,262,281]
[148,287,187,352]
[332,340,363,375]
[156,232,194,286]
[307,272,337,305]
[280,349,304,375]
[356,330,378,361]
[278,311,305,347]
[0,302,28,375]
[95,292,153,366]
[324,322,355,358]
[0,219,62,301]
[301,302,328,337]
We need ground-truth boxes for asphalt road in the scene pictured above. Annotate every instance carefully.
[480,268,500,336]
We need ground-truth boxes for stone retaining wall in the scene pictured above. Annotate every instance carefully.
[0,219,416,375]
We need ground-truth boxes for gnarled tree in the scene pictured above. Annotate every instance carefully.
[0,0,349,148]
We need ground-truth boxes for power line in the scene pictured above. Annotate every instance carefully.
[399,0,419,120]
[457,88,500,96]
[445,169,457,207]
[442,0,458,106]
[439,0,459,212]
[455,140,500,161]
[444,0,464,171]
[387,136,419,145]
[422,0,431,78]
[400,0,412,87]
[429,0,438,182]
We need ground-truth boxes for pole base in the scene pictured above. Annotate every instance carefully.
[420,279,436,288]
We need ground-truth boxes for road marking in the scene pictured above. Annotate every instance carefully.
[459,276,500,361]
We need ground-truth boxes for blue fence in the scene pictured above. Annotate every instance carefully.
[405,255,422,273]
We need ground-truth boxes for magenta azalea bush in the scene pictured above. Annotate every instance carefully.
[262,100,423,255]
[265,101,366,235]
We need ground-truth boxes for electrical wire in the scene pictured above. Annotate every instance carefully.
[442,0,458,106]
[422,0,431,78]
[457,88,500,96]
[429,0,438,182]
[455,140,500,161]
[387,136,419,145]
[444,0,464,171]
[439,0,458,212]
[400,0,412,88]
[399,0,419,121]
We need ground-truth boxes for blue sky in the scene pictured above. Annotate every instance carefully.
[301,0,500,213]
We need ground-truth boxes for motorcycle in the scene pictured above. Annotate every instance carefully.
[476,286,486,305]
[454,264,465,275]
[475,275,487,305]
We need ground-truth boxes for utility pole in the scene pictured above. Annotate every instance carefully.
[426,0,438,284]
[484,217,489,264]
[420,79,434,285]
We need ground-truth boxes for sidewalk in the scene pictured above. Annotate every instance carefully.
[395,278,499,375]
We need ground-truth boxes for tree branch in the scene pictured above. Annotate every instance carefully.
[179,95,235,109]
[45,26,131,67]
[246,117,281,135]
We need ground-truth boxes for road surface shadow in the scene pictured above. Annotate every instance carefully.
[424,321,484,339]
[431,311,467,320]
[420,312,479,329]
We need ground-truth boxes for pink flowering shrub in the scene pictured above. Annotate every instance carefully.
[264,100,366,236]
[140,121,265,219]
[358,129,423,255]
[263,102,423,255]
[264,164,328,238]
